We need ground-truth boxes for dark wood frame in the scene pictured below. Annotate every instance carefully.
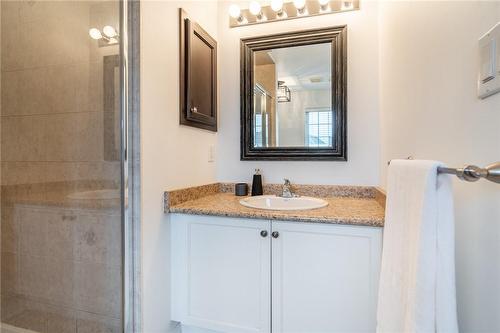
[104,54,120,161]
[240,26,347,161]
[179,9,218,132]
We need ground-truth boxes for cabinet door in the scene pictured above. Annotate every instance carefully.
[171,214,271,333]
[271,221,382,333]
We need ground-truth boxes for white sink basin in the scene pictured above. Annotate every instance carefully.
[239,195,328,211]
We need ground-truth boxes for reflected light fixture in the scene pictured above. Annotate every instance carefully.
[277,81,291,103]
[89,28,102,40]
[88,26,120,46]
[103,25,118,38]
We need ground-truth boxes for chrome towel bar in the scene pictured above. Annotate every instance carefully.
[388,159,500,184]
[437,163,500,183]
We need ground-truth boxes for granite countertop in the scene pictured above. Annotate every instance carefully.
[166,183,385,227]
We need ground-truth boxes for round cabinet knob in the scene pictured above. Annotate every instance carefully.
[260,230,268,238]
[272,231,279,238]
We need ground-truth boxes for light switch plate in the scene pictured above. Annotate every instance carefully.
[478,22,500,99]
[208,145,215,163]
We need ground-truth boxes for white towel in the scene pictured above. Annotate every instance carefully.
[377,160,459,333]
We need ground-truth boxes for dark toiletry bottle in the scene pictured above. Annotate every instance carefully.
[251,169,263,196]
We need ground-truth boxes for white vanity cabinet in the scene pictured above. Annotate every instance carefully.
[171,214,271,333]
[271,221,382,333]
[171,214,382,333]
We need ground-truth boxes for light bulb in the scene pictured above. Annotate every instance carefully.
[249,1,262,15]
[270,0,284,12]
[228,4,241,18]
[103,25,117,38]
[293,0,306,9]
[341,0,353,9]
[89,28,102,40]
[318,0,329,6]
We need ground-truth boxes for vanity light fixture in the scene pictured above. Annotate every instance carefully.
[341,1,354,10]
[271,0,287,18]
[318,0,331,12]
[228,0,359,28]
[229,4,248,24]
[249,1,267,21]
[89,26,120,46]
[277,81,291,103]
[293,0,307,15]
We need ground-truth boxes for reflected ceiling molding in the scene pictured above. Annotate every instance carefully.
[228,0,359,28]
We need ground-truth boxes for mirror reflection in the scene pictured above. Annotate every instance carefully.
[253,43,332,148]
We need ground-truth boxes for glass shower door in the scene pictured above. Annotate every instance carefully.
[1,1,124,332]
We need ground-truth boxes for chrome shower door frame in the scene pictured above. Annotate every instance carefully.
[121,1,141,332]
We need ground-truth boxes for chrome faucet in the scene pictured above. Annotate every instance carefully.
[280,178,294,198]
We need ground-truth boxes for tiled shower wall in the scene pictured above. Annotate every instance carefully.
[1,1,123,332]
[1,1,120,186]
[2,204,122,332]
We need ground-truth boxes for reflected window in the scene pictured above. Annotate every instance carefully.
[255,113,263,147]
[305,109,333,147]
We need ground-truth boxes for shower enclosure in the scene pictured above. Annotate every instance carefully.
[0,1,138,332]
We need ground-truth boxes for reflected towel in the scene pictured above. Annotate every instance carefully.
[377,160,458,333]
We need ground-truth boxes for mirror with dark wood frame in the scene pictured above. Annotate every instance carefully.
[240,26,347,161]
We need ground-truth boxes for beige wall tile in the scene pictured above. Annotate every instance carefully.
[77,315,121,333]
[1,23,25,71]
[44,112,103,162]
[19,208,48,257]
[1,115,46,162]
[1,252,20,294]
[103,214,122,268]
[1,205,18,253]
[47,311,77,333]
[46,258,74,306]
[1,70,20,115]
[19,254,49,300]
[8,309,48,333]
[74,262,121,318]
[74,213,106,264]
[1,294,27,322]
[46,210,74,260]
[1,161,46,185]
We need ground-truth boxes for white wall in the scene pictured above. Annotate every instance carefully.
[140,1,500,331]
[277,89,331,146]
[216,1,381,186]
[379,1,500,331]
[140,1,218,331]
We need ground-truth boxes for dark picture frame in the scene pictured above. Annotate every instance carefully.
[179,9,218,132]
[240,26,347,161]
